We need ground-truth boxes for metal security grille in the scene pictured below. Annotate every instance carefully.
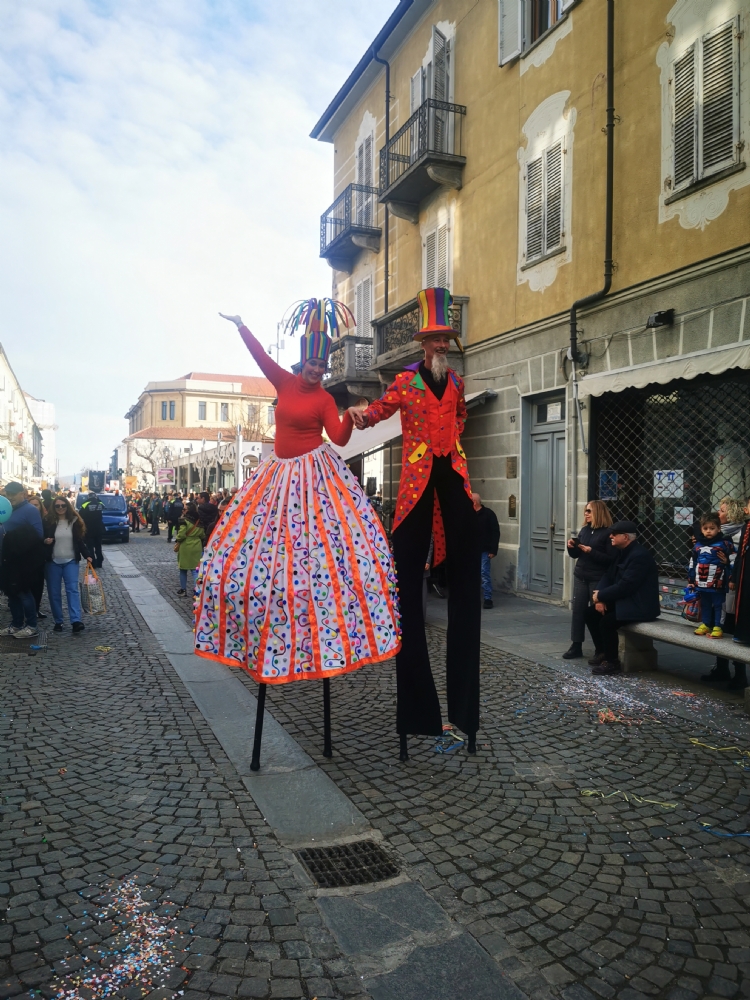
[296,841,399,889]
[592,372,750,610]
[0,629,47,654]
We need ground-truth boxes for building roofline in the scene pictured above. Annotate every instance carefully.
[310,0,433,143]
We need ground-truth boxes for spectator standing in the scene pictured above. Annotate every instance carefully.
[174,511,205,595]
[472,493,500,609]
[196,491,219,540]
[0,482,44,638]
[585,521,660,676]
[26,496,49,619]
[702,498,746,687]
[43,497,92,633]
[688,512,734,639]
[564,500,615,659]
[149,493,163,536]
[142,494,152,528]
[129,495,141,532]
[79,492,105,567]
[166,494,184,542]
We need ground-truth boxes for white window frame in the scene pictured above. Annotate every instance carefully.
[354,275,373,334]
[499,0,573,65]
[423,222,451,289]
[670,17,740,195]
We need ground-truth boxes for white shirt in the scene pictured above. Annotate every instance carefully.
[53,519,76,564]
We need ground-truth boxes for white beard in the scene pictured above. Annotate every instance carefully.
[430,352,449,383]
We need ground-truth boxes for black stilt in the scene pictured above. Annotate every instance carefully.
[467,733,477,755]
[323,679,332,758]
[250,684,267,772]
[399,733,409,761]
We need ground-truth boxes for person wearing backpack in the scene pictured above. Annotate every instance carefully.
[174,511,205,595]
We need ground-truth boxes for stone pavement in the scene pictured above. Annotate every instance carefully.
[123,533,750,1000]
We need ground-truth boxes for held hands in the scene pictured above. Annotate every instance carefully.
[219,312,243,328]
[348,406,368,430]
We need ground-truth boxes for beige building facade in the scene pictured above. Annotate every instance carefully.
[314,0,750,609]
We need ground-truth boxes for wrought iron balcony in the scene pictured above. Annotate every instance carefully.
[370,294,468,383]
[321,329,382,408]
[379,99,466,223]
[320,183,381,272]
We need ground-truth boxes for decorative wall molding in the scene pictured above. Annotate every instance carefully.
[520,15,573,76]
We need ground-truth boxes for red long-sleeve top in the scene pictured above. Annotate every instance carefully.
[239,325,353,459]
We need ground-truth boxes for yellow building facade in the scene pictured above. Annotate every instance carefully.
[315,0,750,606]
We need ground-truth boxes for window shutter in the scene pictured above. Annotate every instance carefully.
[499,0,523,66]
[544,142,563,252]
[356,141,365,224]
[432,26,448,102]
[355,277,373,333]
[436,224,449,287]
[700,19,737,176]
[364,134,373,187]
[424,229,437,286]
[560,0,576,11]
[525,155,544,261]
[410,70,423,113]
[673,45,696,188]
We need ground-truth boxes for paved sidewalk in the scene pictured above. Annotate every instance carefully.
[124,533,750,1000]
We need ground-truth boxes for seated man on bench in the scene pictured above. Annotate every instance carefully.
[585,520,660,676]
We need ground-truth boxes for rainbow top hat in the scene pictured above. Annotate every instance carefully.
[413,287,463,351]
[283,298,356,364]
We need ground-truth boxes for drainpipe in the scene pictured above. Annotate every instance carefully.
[373,46,390,314]
[569,0,615,455]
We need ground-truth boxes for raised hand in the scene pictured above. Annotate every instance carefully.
[219,312,243,327]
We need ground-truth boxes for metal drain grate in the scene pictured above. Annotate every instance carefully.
[119,573,142,578]
[296,840,399,888]
[0,629,48,654]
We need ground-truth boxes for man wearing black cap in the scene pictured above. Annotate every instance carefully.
[585,520,660,676]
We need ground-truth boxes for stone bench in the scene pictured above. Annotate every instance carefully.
[618,618,750,672]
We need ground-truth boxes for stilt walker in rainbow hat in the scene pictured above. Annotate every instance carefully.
[351,288,481,759]
[194,303,401,769]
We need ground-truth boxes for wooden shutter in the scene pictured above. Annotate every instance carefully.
[410,70,423,113]
[699,19,737,176]
[432,27,448,101]
[560,0,576,11]
[424,229,437,286]
[526,156,544,261]
[436,225,449,287]
[355,277,372,332]
[499,0,523,66]
[673,45,696,188]
[544,142,563,252]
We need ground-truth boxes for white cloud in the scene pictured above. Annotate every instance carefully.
[0,0,395,473]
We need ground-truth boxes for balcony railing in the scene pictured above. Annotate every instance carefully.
[379,99,466,221]
[320,183,381,271]
[373,295,468,366]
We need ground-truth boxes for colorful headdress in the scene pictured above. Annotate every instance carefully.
[413,287,463,351]
[283,298,356,364]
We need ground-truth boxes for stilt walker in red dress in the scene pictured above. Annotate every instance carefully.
[195,302,401,768]
[352,288,481,759]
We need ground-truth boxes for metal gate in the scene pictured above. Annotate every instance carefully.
[591,371,750,608]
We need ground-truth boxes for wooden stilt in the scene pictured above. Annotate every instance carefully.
[399,733,409,761]
[467,732,477,755]
[250,684,267,772]
[323,678,332,758]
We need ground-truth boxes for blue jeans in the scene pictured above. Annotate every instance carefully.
[700,589,725,629]
[8,590,37,629]
[46,560,83,625]
[481,552,493,601]
[179,569,196,591]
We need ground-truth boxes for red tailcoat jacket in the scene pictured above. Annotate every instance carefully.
[363,365,473,562]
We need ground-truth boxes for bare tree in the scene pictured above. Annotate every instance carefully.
[241,403,269,442]
[131,439,162,487]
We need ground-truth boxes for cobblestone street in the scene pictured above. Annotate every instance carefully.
[3,531,750,1000]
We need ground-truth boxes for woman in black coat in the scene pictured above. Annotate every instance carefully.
[563,500,615,659]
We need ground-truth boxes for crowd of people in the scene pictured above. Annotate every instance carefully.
[564,493,750,689]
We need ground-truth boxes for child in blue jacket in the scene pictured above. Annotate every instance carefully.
[688,512,734,638]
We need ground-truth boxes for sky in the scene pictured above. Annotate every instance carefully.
[0,0,396,474]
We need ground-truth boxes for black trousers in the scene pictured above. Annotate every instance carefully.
[584,607,627,662]
[167,521,179,542]
[89,535,103,567]
[716,612,746,676]
[130,510,140,531]
[392,457,481,736]
[571,576,596,643]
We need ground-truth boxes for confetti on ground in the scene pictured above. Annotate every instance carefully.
[94,645,112,653]
[698,822,750,838]
[597,708,642,726]
[580,788,678,809]
[52,880,183,999]
[58,768,67,775]
[434,728,465,754]
[671,690,697,697]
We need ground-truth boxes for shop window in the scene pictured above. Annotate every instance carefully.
[198,401,206,420]
[161,401,167,420]
[592,373,750,608]
[670,19,740,195]
[221,403,229,422]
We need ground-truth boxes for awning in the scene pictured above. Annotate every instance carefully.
[331,389,497,461]
[578,342,750,397]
